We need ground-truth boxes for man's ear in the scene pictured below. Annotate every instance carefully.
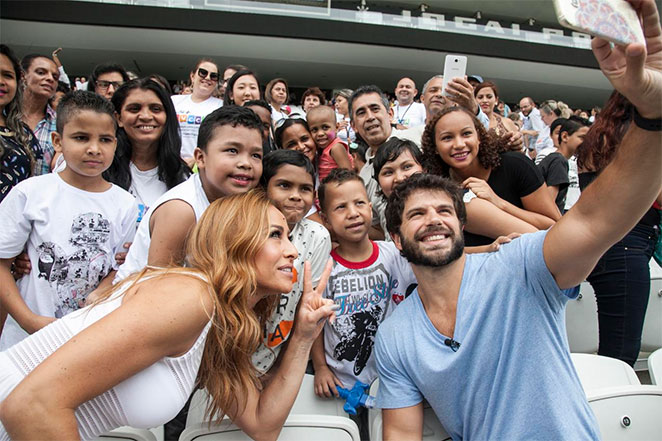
[51,131,62,153]
[193,147,205,170]
[391,231,403,251]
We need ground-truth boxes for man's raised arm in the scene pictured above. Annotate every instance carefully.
[544,0,662,289]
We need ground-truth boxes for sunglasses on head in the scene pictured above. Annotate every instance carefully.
[197,68,219,82]
[274,113,306,130]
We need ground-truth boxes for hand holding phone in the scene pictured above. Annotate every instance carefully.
[554,0,645,46]
[442,55,468,98]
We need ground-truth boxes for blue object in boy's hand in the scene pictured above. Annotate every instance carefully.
[336,381,376,415]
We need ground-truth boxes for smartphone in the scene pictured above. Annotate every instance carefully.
[553,0,645,46]
[441,55,468,98]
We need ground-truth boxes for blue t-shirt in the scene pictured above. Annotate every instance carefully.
[374,231,599,440]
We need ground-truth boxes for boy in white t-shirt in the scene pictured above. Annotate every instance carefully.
[253,149,332,375]
[312,168,417,436]
[0,91,136,349]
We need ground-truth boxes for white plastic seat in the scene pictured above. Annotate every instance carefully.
[179,414,360,441]
[186,374,345,426]
[566,281,599,354]
[571,353,640,392]
[641,262,662,352]
[587,385,662,440]
[367,378,449,441]
[648,348,662,385]
[92,427,157,441]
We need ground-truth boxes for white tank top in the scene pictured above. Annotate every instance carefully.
[0,273,212,440]
[115,174,210,282]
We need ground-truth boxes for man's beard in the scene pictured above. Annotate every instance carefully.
[399,227,464,268]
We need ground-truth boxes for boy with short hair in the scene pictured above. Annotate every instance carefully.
[254,149,332,374]
[115,105,265,282]
[312,168,417,436]
[307,105,353,181]
[0,91,136,349]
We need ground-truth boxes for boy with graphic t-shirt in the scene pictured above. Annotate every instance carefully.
[0,92,136,350]
[252,150,332,375]
[312,168,416,436]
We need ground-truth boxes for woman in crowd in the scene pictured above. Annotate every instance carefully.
[106,78,190,222]
[20,53,59,175]
[576,90,662,367]
[275,118,317,168]
[301,87,325,113]
[265,78,290,123]
[333,88,355,144]
[422,106,560,246]
[0,190,336,440]
[473,81,519,137]
[224,69,261,107]
[171,58,223,166]
[0,45,40,203]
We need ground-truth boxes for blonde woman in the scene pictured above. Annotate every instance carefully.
[0,190,336,440]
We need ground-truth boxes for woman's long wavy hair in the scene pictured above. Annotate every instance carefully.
[421,106,509,178]
[0,44,33,172]
[96,189,277,421]
[575,90,631,172]
[104,78,190,191]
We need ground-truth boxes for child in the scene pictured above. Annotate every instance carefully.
[115,105,264,282]
[307,105,353,181]
[253,149,332,374]
[0,91,136,349]
[312,168,417,437]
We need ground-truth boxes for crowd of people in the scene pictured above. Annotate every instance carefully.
[0,0,661,439]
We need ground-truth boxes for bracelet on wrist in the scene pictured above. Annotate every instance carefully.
[633,108,662,131]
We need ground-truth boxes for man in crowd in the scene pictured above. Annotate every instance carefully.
[392,77,426,129]
[375,1,662,438]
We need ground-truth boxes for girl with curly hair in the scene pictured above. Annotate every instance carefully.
[422,106,560,246]
[0,190,337,440]
[576,90,662,366]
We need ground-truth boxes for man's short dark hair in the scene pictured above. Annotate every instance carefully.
[318,168,365,212]
[86,63,130,92]
[261,149,315,188]
[197,105,264,151]
[348,85,389,122]
[385,173,467,237]
[56,91,116,134]
[243,99,272,113]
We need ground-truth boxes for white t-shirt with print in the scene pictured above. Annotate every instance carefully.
[128,163,168,228]
[322,241,417,387]
[115,174,210,283]
[252,218,332,374]
[0,173,137,349]
[171,94,222,159]
[392,102,426,128]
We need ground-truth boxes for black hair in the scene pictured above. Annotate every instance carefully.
[549,117,567,138]
[56,81,71,94]
[558,116,589,144]
[20,53,54,73]
[197,105,264,151]
[274,118,311,149]
[104,78,190,191]
[260,149,315,188]
[351,141,368,163]
[373,137,422,182]
[224,69,262,106]
[86,63,130,92]
[56,90,116,134]
[348,85,389,122]
[243,99,272,113]
[318,168,365,212]
[148,73,173,95]
[385,173,467,237]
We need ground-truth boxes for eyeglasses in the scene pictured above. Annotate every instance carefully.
[274,113,306,130]
[197,68,219,82]
[95,80,124,90]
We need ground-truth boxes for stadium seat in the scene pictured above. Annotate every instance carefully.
[93,426,157,441]
[566,282,599,354]
[587,385,662,441]
[179,414,360,441]
[367,379,449,441]
[641,261,662,352]
[571,353,640,392]
[186,374,346,426]
[648,348,662,385]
